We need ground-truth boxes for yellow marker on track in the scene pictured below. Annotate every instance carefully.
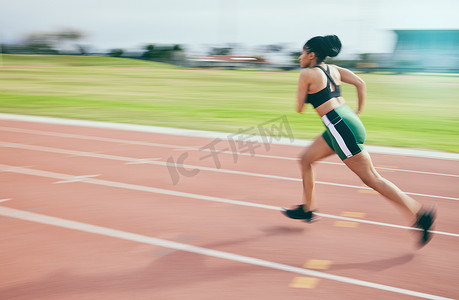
[304,259,331,270]
[334,220,359,228]
[341,211,366,218]
[358,189,378,194]
[289,277,319,289]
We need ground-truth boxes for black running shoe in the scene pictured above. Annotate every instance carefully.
[282,205,319,223]
[414,207,436,247]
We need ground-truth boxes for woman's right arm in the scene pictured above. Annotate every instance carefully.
[296,70,309,113]
[337,66,366,115]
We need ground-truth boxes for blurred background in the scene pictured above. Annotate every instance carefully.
[0,0,458,152]
[1,0,458,72]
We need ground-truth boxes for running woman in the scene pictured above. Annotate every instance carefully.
[283,35,436,246]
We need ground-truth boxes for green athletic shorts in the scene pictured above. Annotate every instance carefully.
[321,105,366,161]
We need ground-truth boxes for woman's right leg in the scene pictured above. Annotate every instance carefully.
[343,150,435,246]
[343,150,421,219]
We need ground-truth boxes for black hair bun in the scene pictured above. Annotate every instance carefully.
[323,35,342,57]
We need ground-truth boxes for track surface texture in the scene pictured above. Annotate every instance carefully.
[1,115,458,300]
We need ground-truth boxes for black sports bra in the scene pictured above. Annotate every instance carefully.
[305,65,341,108]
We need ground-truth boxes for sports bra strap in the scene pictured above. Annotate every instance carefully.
[315,65,338,89]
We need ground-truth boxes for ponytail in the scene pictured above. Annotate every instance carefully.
[304,35,342,63]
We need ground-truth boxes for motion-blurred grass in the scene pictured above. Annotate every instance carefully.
[0,54,180,68]
[1,54,458,152]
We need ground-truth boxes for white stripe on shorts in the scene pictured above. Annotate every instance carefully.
[322,115,352,158]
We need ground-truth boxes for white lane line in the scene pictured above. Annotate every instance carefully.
[0,199,12,203]
[316,213,453,237]
[0,126,195,150]
[319,161,459,178]
[0,126,458,178]
[172,147,202,151]
[1,113,459,161]
[1,142,457,201]
[54,174,100,184]
[0,164,457,238]
[0,206,452,300]
[125,158,161,165]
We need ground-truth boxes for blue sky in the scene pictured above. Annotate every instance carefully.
[1,0,458,56]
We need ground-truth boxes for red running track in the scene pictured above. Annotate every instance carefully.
[0,117,458,300]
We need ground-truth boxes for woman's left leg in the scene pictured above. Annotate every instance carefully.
[283,134,335,221]
[299,134,336,211]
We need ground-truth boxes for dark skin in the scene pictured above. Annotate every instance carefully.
[295,49,421,220]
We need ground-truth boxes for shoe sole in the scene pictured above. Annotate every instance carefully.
[304,216,321,223]
[281,209,320,223]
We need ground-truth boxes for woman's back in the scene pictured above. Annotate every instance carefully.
[307,64,341,94]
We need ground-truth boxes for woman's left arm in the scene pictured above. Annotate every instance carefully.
[336,66,366,115]
[296,70,309,113]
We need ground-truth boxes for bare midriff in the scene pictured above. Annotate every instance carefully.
[315,97,345,117]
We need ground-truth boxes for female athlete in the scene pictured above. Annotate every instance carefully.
[283,35,435,246]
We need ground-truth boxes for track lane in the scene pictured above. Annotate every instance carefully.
[0,132,457,200]
[0,118,455,293]
[1,142,458,233]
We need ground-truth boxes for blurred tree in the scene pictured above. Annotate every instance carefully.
[55,29,84,52]
[209,47,232,55]
[22,29,85,54]
[173,44,183,51]
[360,53,371,62]
[23,33,58,54]
[266,44,283,52]
[108,48,124,57]
[142,44,156,60]
[77,45,89,55]
[142,44,184,62]
[55,29,83,44]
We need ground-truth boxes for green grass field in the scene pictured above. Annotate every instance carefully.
[1,54,458,152]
